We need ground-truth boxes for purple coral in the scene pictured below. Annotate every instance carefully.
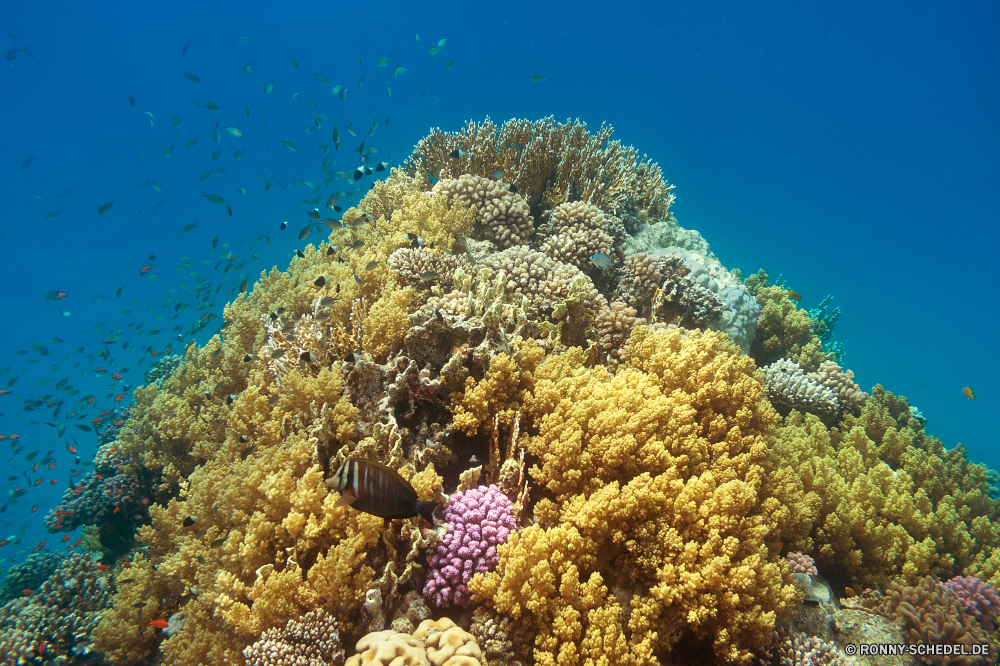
[786,551,818,576]
[943,576,1000,631]
[423,484,517,608]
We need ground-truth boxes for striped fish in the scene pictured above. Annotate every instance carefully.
[327,458,438,522]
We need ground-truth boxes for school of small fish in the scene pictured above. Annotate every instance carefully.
[0,27,475,579]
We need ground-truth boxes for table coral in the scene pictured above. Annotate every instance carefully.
[471,327,798,665]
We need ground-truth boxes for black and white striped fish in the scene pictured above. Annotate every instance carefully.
[327,458,438,522]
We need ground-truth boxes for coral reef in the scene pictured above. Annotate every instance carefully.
[846,576,996,665]
[423,485,517,608]
[405,116,674,218]
[786,552,819,576]
[38,117,999,666]
[760,358,840,421]
[243,608,345,666]
[0,552,113,664]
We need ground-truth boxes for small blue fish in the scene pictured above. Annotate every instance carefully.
[589,253,613,269]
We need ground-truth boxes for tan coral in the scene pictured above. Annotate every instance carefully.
[539,201,614,271]
[808,360,868,416]
[432,174,534,249]
[405,116,674,218]
[346,618,483,666]
[362,285,413,362]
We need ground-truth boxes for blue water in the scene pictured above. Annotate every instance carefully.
[1,0,997,573]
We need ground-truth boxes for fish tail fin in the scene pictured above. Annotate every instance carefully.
[414,501,438,524]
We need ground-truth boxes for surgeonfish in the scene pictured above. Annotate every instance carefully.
[327,458,438,522]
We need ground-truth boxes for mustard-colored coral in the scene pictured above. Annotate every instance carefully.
[763,386,1000,590]
[362,284,413,362]
[448,341,545,437]
[471,327,797,665]
[92,336,385,665]
[751,285,828,372]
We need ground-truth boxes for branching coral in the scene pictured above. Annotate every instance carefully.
[404,116,674,218]
[751,286,828,372]
[762,386,1000,590]
[760,629,857,666]
[760,358,840,420]
[538,201,614,271]
[786,552,819,576]
[470,327,797,665]
[449,343,544,437]
[808,360,868,417]
[847,576,996,665]
[423,485,517,608]
[243,607,344,666]
[432,174,535,249]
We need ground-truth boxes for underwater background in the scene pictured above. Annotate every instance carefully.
[0,0,998,664]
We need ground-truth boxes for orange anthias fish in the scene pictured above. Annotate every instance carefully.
[150,619,170,629]
[139,265,154,275]
[963,386,976,400]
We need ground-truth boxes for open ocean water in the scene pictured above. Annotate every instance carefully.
[0,0,997,657]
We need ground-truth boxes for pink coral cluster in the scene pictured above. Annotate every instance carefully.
[943,576,1000,631]
[423,484,517,608]
[786,551,819,575]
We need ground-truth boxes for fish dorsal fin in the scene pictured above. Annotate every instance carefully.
[334,489,356,507]
[348,458,416,494]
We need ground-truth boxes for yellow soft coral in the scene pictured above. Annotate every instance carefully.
[448,341,544,437]
[362,284,413,361]
[763,385,1000,589]
[471,327,797,664]
[392,190,476,253]
[92,363,384,665]
[750,285,828,371]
